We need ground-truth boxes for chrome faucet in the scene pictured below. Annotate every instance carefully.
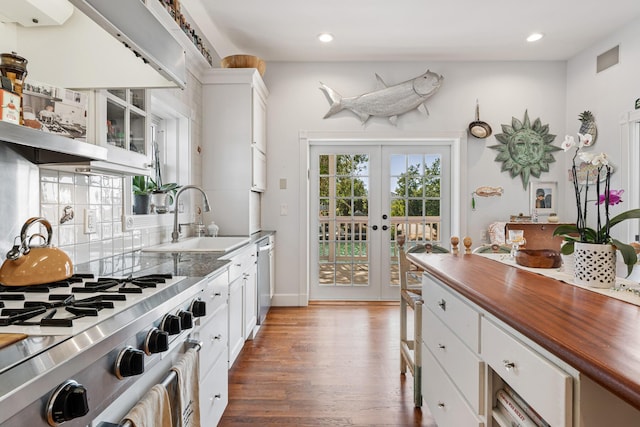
[171,185,211,243]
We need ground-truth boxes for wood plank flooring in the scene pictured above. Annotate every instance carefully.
[218,303,437,427]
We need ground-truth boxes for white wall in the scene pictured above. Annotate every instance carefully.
[565,17,640,243]
[261,61,568,304]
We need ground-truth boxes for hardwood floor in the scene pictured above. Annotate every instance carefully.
[218,303,437,427]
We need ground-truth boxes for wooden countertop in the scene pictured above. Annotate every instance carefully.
[406,252,640,411]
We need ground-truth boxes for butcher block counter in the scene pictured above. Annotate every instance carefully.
[407,252,640,427]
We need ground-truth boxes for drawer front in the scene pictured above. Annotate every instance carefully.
[195,306,228,379]
[204,270,229,316]
[423,274,481,352]
[227,245,256,282]
[481,317,572,427]
[422,343,485,427]
[199,354,228,426]
[423,307,484,414]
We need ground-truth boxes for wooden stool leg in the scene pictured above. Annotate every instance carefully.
[414,299,423,407]
[400,298,408,374]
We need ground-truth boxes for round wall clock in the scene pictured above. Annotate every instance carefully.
[489,110,560,189]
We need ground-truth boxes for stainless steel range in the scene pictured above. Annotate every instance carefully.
[0,252,228,426]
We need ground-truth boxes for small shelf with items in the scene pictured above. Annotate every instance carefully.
[146,0,214,68]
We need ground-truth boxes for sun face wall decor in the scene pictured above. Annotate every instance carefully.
[489,110,560,189]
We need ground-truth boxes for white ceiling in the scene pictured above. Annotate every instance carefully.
[192,0,640,62]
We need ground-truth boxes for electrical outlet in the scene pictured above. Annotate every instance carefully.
[280,204,288,216]
[480,230,487,242]
[123,215,134,231]
[84,209,97,234]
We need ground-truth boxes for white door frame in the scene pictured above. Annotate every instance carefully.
[298,130,467,306]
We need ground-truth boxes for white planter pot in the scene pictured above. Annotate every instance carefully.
[561,252,575,276]
[573,242,616,288]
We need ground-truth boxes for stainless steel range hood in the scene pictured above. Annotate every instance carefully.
[0,121,107,164]
[68,0,187,89]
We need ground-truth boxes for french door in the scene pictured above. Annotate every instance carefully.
[309,142,451,300]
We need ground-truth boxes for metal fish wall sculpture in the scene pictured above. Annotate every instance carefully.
[319,69,444,125]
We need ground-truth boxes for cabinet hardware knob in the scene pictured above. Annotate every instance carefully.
[211,334,222,341]
[437,402,445,408]
[438,344,446,350]
[210,394,222,403]
[503,360,516,371]
[437,300,446,310]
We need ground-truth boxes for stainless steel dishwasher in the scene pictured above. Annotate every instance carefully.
[256,235,274,325]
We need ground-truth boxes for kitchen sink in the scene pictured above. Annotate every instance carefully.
[143,236,251,253]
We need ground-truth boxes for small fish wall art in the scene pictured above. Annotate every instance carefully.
[319,69,444,125]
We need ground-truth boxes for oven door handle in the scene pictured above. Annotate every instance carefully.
[116,339,202,427]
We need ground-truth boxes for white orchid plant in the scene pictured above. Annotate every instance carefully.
[553,133,640,276]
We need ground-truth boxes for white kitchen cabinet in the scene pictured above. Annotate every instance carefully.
[421,274,485,426]
[201,68,269,235]
[421,271,573,427]
[88,89,152,172]
[228,275,244,367]
[190,270,228,427]
[243,262,257,340]
[223,244,258,367]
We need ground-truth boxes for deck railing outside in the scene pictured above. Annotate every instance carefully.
[318,216,441,286]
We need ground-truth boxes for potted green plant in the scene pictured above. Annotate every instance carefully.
[132,175,155,214]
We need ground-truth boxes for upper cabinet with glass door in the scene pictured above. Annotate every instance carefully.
[93,89,152,173]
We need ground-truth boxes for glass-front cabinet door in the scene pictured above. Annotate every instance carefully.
[92,89,151,170]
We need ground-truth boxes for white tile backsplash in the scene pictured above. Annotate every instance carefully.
[40,170,173,265]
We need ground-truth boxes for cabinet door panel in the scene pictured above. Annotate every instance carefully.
[228,277,244,367]
[423,275,480,353]
[482,317,572,427]
[423,307,484,414]
[200,354,228,425]
[422,343,484,427]
[251,146,266,192]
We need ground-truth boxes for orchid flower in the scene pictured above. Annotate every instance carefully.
[578,132,593,147]
[579,151,609,167]
[597,189,624,206]
[561,135,576,151]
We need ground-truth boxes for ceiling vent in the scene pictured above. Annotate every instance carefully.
[597,45,620,73]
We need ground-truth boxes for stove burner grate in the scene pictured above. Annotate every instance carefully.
[0,274,95,294]
[0,273,174,328]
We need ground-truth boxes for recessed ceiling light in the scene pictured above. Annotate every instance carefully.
[318,33,334,43]
[527,33,544,42]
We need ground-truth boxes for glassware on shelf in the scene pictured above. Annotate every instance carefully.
[507,229,525,258]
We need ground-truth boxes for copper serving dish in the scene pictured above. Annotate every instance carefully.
[515,249,561,269]
[0,217,73,286]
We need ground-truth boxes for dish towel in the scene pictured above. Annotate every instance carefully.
[121,384,172,427]
[170,348,201,427]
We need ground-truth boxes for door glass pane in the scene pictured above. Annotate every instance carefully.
[316,153,370,288]
[389,153,443,286]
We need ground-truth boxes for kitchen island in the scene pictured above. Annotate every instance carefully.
[407,252,640,427]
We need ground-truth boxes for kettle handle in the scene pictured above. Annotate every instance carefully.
[19,217,53,254]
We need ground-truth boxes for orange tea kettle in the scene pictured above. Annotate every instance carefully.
[0,217,73,286]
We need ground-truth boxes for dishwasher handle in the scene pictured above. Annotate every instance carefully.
[258,244,273,252]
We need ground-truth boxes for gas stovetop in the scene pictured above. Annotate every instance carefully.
[0,273,187,336]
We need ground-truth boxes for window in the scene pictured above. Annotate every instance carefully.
[126,91,191,228]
